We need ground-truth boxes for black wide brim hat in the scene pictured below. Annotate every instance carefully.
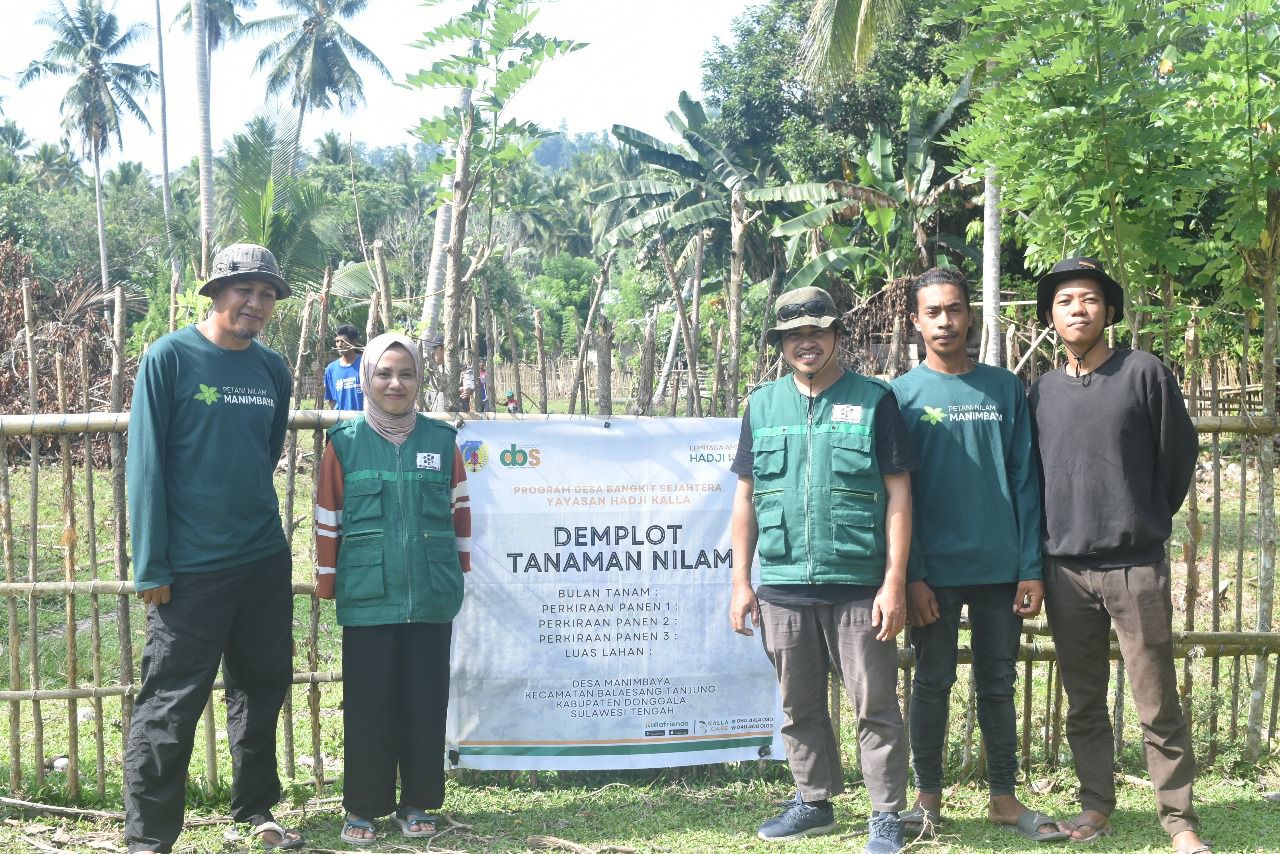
[1035,256,1123,326]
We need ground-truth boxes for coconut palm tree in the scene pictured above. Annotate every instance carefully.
[173,0,257,52]
[244,0,391,146]
[21,0,156,655]
[20,0,157,377]
[26,140,84,191]
[0,120,32,156]
[797,0,903,87]
[174,2,258,271]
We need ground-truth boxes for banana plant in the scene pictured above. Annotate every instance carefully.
[753,78,974,294]
[593,91,792,413]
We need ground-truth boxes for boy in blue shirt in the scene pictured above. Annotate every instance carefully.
[324,324,364,410]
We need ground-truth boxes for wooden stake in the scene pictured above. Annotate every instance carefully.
[56,355,80,800]
[568,251,617,416]
[2,369,18,792]
[633,309,656,416]
[533,310,549,415]
[80,343,106,799]
[595,317,613,417]
[21,279,44,787]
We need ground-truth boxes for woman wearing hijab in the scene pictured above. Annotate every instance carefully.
[314,333,472,845]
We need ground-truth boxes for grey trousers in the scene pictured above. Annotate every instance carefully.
[1043,559,1198,837]
[759,598,907,812]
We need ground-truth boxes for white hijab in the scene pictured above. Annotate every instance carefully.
[360,333,422,446]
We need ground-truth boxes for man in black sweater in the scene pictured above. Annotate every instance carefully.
[1029,257,1209,854]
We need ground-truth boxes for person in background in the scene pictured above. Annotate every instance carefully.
[891,267,1064,842]
[1030,257,1208,854]
[315,332,471,845]
[324,324,364,411]
[729,286,915,853]
[423,333,475,413]
[124,243,302,853]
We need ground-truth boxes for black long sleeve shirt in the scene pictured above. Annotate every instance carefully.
[1029,348,1198,568]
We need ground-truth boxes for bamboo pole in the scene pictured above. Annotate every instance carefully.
[567,251,617,416]
[533,310,549,415]
[633,309,657,416]
[709,323,723,418]
[366,287,381,343]
[1208,358,1222,761]
[1231,350,1250,740]
[1020,637,1033,771]
[372,239,393,332]
[0,670,343,703]
[168,270,180,334]
[1247,236,1278,759]
[80,344,106,799]
[22,278,45,787]
[503,303,523,412]
[279,296,316,786]
[657,238,703,417]
[309,269,331,795]
[314,269,333,412]
[595,317,613,418]
[283,294,315,546]
[57,354,81,800]
[7,407,1264,437]
[2,385,19,792]
[1049,664,1063,769]
[0,580,320,596]
[1181,321,1201,722]
[202,696,218,791]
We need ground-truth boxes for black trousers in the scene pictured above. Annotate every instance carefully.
[342,621,453,819]
[124,549,293,854]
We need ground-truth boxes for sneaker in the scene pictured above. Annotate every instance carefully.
[756,794,837,841]
[864,811,904,854]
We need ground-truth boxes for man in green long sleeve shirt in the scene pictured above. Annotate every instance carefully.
[124,244,302,854]
[891,268,1065,842]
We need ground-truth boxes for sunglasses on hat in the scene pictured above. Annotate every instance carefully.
[777,299,834,322]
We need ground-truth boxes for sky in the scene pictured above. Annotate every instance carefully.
[0,0,754,173]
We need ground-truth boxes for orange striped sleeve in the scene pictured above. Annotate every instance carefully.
[314,440,345,599]
[451,446,472,572]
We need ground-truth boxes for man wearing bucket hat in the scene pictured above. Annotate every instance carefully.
[1029,257,1208,854]
[730,286,917,852]
[125,244,303,852]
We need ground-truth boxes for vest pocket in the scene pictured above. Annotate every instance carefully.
[752,434,787,479]
[422,532,464,596]
[755,505,788,560]
[345,478,384,523]
[337,532,385,601]
[420,480,451,521]
[831,506,880,557]
[830,432,873,475]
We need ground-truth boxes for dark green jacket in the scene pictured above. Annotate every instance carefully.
[749,372,891,585]
[328,415,463,626]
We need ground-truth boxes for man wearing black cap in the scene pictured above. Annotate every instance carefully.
[1029,257,1208,854]
[124,244,302,852]
[730,286,916,852]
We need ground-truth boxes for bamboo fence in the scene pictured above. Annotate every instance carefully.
[0,310,1277,802]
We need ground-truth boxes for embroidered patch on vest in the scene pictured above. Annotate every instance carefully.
[831,404,863,423]
[416,452,442,471]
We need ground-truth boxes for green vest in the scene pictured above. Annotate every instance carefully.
[749,371,890,585]
[328,415,463,626]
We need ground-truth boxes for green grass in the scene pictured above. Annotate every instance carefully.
[1,767,1278,851]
